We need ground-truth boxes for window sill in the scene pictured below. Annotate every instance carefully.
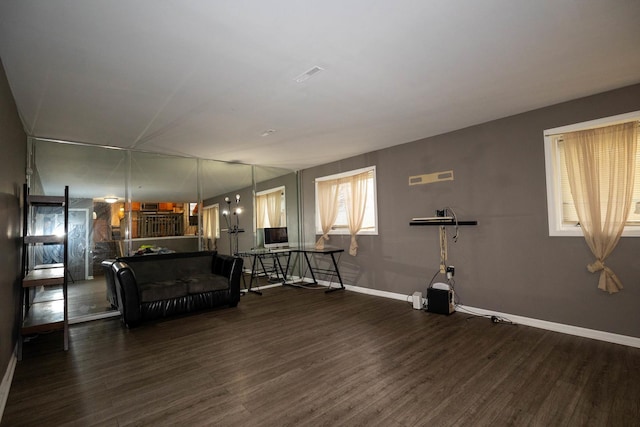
[549,228,640,237]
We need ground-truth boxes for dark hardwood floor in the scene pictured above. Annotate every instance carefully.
[4,284,640,426]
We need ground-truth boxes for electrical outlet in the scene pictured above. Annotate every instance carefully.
[446,265,455,280]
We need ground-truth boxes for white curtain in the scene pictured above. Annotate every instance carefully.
[256,189,283,228]
[256,194,268,229]
[266,191,282,227]
[315,179,340,249]
[342,171,369,256]
[202,206,218,251]
[563,122,638,293]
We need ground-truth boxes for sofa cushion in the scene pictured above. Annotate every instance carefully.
[127,259,182,284]
[138,280,188,303]
[119,251,216,284]
[183,273,229,294]
[179,255,215,276]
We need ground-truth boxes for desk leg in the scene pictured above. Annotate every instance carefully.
[282,252,299,288]
[325,252,345,293]
[304,252,317,284]
[282,252,292,284]
[245,255,262,296]
[274,255,288,284]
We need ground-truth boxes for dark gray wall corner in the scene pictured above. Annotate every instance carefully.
[0,57,27,377]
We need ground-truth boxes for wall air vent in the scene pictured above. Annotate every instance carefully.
[409,170,454,186]
[295,66,324,83]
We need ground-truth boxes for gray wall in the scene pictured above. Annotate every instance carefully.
[301,84,640,339]
[0,59,26,375]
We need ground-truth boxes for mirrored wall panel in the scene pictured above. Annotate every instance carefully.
[30,138,127,320]
[253,165,299,250]
[200,159,253,256]
[127,151,199,255]
[29,138,299,322]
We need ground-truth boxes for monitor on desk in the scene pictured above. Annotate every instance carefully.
[264,227,289,249]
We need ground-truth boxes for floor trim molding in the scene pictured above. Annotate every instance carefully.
[328,281,640,348]
[455,304,640,348]
[0,345,17,422]
[69,310,121,325]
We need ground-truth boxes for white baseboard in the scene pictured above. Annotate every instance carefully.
[454,304,640,348]
[241,283,282,292]
[0,345,17,423]
[69,310,121,325]
[343,283,414,303]
[324,280,640,349]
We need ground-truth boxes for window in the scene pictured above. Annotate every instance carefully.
[544,111,640,236]
[315,166,378,235]
[256,186,286,228]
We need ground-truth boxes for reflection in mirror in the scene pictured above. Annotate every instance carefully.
[256,186,286,228]
[253,166,300,279]
[201,202,219,252]
[127,151,198,256]
[200,159,253,256]
[254,166,299,249]
[255,185,286,250]
[28,138,300,322]
[31,138,127,321]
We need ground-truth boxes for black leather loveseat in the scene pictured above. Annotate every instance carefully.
[109,251,243,327]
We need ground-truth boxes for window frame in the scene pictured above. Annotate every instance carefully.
[544,110,640,237]
[314,166,378,236]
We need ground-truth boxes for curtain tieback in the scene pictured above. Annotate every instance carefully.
[587,259,605,273]
[587,259,624,294]
[349,235,358,256]
[315,233,330,249]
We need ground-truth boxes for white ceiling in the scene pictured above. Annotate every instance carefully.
[1,1,640,172]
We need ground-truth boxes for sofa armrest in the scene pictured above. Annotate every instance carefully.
[112,261,142,327]
[101,259,118,308]
[228,256,243,305]
[213,254,243,305]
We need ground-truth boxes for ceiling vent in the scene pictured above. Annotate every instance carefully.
[295,66,324,83]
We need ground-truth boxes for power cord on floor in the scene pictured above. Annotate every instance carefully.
[489,315,515,325]
[454,292,516,325]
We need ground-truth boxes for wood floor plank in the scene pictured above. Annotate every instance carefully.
[3,285,640,426]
